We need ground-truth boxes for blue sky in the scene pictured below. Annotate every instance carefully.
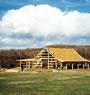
[0,0,90,13]
[0,0,90,48]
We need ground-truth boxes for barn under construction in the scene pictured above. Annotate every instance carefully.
[17,48,89,71]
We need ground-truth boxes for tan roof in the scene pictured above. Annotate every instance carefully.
[48,48,88,62]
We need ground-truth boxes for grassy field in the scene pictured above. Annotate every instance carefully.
[0,70,90,95]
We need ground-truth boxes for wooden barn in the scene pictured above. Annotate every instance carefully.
[17,48,89,71]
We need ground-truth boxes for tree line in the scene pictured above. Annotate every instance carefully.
[0,45,90,68]
[0,48,41,68]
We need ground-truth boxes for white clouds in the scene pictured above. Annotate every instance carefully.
[1,5,63,36]
[0,4,90,48]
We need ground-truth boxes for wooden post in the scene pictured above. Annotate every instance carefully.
[83,63,84,69]
[25,61,27,70]
[66,63,68,70]
[48,52,49,69]
[72,63,74,70]
[41,59,42,69]
[55,62,57,70]
[20,61,21,71]
[26,61,28,71]
[77,63,79,69]
[61,63,62,70]
[29,61,30,70]
[88,63,89,69]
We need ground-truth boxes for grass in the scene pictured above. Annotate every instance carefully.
[0,70,90,95]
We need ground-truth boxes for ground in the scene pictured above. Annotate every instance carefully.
[0,70,90,95]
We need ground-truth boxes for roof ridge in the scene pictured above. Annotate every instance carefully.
[48,47,74,49]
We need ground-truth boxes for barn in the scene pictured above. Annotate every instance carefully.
[17,48,89,71]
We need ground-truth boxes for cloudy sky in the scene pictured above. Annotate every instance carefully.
[0,0,90,48]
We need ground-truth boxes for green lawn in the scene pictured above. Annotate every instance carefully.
[0,70,90,95]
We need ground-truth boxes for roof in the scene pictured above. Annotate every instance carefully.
[47,48,88,62]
